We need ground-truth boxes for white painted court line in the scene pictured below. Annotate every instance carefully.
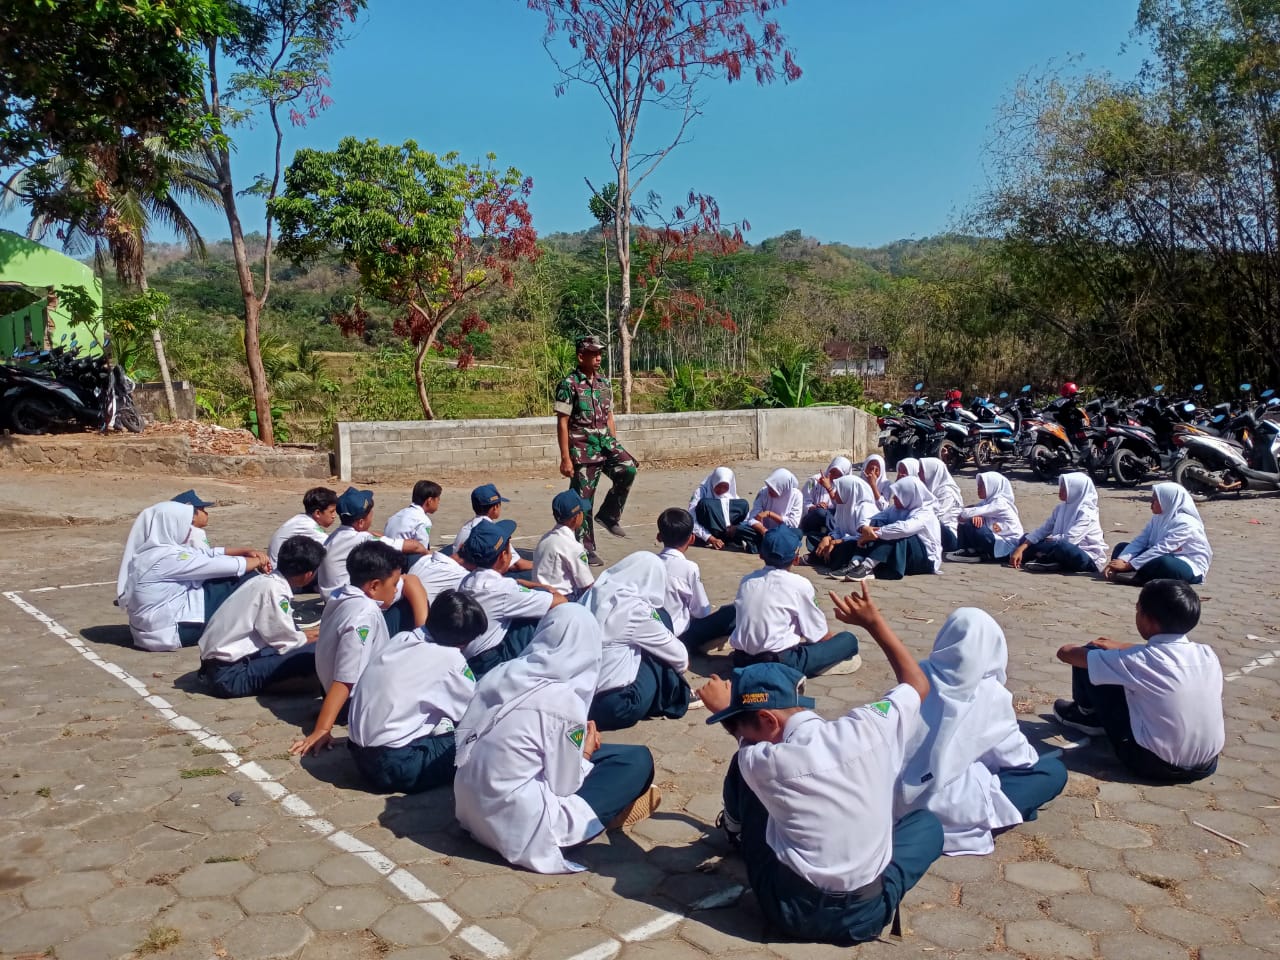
[21,579,117,594]
[1226,646,1280,682]
[562,885,747,960]
[2,589,510,959]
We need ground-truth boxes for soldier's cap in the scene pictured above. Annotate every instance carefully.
[471,483,510,512]
[172,489,214,510]
[552,490,589,522]
[705,663,815,726]
[575,335,605,354]
[460,519,517,568]
[760,525,804,568]
[337,487,375,522]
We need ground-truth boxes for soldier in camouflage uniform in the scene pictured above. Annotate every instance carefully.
[554,336,637,565]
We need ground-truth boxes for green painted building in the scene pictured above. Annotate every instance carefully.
[0,230,103,357]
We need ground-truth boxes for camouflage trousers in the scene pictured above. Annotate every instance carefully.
[570,447,638,553]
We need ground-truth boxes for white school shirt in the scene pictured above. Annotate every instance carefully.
[730,567,829,655]
[185,527,220,553]
[314,585,388,691]
[596,604,688,694]
[740,684,923,892]
[384,504,433,546]
[1087,634,1224,769]
[872,507,943,572]
[128,550,247,652]
[268,513,329,566]
[317,526,405,597]
[453,695,601,874]
[453,515,491,552]
[1119,517,1212,578]
[408,551,467,598]
[958,501,1024,558]
[348,629,476,748]
[658,547,712,636]
[458,568,554,658]
[533,525,594,596]
[198,572,307,663]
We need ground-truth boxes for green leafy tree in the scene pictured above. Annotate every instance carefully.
[272,137,540,419]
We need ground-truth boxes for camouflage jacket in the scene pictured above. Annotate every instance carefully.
[554,369,620,463]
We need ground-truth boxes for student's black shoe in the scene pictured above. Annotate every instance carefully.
[1023,560,1062,573]
[1053,699,1104,736]
[586,550,604,567]
[598,518,628,538]
[715,810,742,851]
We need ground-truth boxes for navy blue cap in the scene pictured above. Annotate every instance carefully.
[173,489,214,509]
[337,486,374,521]
[471,483,510,512]
[460,519,517,567]
[552,490,588,522]
[760,525,803,568]
[706,663,816,725]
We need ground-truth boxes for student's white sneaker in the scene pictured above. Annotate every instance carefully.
[814,654,863,676]
[686,695,707,711]
[945,550,982,564]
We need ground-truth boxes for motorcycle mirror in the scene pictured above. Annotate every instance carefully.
[1193,384,1204,392]
[913,382,924,391]
[59,334,67,342]
[1153,385,1164,393]
[1213,414,1226,424]
[998,391,1009,399]
[882,402,892,411]
[1182,402,1196,413]
[1021,384,1031,393]
[1262,389,1275,399]
[1241,383,1252,392]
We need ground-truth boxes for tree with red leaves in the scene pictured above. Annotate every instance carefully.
[271,138,539,419]
[524,0,801,412]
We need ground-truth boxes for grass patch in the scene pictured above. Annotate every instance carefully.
[179,767,224,780]
[190,745,218,757]
[35,786,51,798]
[146,871,183,886]
[1135,872,1179,891]
[203,856,241,864]
[136,925,181,955]
[1020,834,1055,862]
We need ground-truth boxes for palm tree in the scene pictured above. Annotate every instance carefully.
[2,141,222,415]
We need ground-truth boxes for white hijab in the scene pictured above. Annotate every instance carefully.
[453,604,602,768]
[889,476,930,515]
[1050,473,1100,538]
[762,468,798,506]
[121,502,194,609]
[862,454,891,498]
[581,552,667,642]
[826,456,853,479]
[693,466,738,525]
[896,457,921,481]
[902,609,1021,804]
[1148,482,1208,548]
[830,474,877,537]
[976,471,1015,507]
[920,457,963,506]
[116,501,173,606]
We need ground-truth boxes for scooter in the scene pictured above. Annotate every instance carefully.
[878,383,947,467]
[2,337,144,435]
[1171,385,1280,500]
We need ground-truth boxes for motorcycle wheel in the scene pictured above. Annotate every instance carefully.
[1172,456,1225,502]
[116,401,145,433]
[1111,447,1149,487]
[938,439,966,473]
[973,439,995,469]
[6,394,69,435]
[1030,443,1061,482]
[881,441,904,470]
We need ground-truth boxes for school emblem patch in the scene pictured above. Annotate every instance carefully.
[279,599,290,614]
[650,609,662,621]
[178,552,191,561]
[567,725,585,749]
[870,699,892,717]
[463,666,475,682]
[356,626,370,644]
[519,585,532,593]
[579,552,589,565]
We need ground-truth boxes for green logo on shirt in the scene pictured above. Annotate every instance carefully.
[463,666,475,682]
[178,552,191,561]
[567,725,585,749]
[518,585,531,593]
[870,699,892,717]
[279,599,290,614]
[356,626,370,644]
[650,609,662,621]
[579,552,589,564]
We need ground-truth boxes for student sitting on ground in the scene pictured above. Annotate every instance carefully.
[809,475,878,565]
[583,552,694,732]
[117,500,184,612]
[346,590,486,794]
[267,487,338,567]
[836,478,942,582]
[533,491,595,600]
[1008,473,1108,574]
[408,549,467,601]
[453,604,660,874]
[898,608,1067,855]
[948,472,1023,564]
[316,487,426,597]
[124,502,268,651]
[687,467,752,551]
[458,520,566,677]
[699,583,942,946]
[800,456,854,541]
[729,525,862,677]
[383,480,441,548]
[197,536,326,699]
[862,454,892,509]
[171,489,269,565]
[919,458,964,553]
[1053,579,1223,783]
[742,469,803,550]
[657,508,736,651]
[452,484,533,572]
[1102,483,1211,586]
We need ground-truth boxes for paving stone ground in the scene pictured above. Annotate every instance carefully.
[1,459,1279,960]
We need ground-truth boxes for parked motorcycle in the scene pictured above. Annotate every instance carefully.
[2,337,144,435]
[877,382,947,468]
[1171,384,1280,500]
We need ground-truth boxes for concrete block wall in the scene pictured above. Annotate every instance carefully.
[335,406,878,481]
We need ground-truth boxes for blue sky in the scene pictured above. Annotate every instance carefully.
[8,0,1146,249]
